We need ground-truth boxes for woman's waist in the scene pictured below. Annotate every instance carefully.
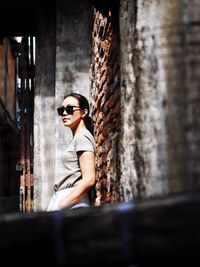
[53,187,90,205]
[54,175,82,192]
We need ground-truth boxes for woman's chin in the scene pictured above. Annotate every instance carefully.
[63,121,71,127]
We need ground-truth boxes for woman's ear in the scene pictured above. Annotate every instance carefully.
[81,109,88,118]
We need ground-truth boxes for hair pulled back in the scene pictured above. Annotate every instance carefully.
[64,93,94,135]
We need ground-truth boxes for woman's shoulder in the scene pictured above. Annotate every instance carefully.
[75,129,94,139]
[73,129,95,150]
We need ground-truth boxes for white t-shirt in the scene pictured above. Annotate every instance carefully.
[54,129,95,191]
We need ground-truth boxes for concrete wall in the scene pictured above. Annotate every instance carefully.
[34,0,92,211]
[119,0,200,200]
[119,0,139,201]
[120,0,169,199]
[34,6,56,211]
[160,0,200,193]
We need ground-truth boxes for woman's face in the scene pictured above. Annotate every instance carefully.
[61,96,82,129]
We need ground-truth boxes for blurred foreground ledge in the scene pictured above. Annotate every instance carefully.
[0,192,200,266]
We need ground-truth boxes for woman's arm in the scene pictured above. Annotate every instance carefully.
[58,151,96,210]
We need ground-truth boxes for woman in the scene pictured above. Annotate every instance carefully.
[47,93,96,211]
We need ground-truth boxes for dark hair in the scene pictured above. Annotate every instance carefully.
[64,93,94,135]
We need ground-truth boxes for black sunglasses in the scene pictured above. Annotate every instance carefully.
[57,105,81,116]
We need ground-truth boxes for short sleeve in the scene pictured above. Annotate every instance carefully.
[74,133,95,153]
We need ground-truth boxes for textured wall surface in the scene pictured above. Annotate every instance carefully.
[120,0,200,200]
[34,6,56,211]
[91,7,120,205]
[129,0,169,198]
[119,0,139,201]
[160,0,200,193]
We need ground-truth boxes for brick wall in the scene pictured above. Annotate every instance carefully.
[91,7,120,205]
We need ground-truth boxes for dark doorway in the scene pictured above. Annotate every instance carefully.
[0,36,35,213]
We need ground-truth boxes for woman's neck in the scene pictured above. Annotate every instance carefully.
[71,119,86,136]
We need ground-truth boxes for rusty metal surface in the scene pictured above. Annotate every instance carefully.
[17,37,35,212]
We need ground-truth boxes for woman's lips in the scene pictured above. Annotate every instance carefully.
[63,117,69,122]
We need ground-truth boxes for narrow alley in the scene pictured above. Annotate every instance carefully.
[0,0,200,266]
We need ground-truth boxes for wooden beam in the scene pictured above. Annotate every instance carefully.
[0,192,199,266]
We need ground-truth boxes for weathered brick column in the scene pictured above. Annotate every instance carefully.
[91,6,120,205]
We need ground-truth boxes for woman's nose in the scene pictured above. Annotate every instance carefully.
[63,109,67,115]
